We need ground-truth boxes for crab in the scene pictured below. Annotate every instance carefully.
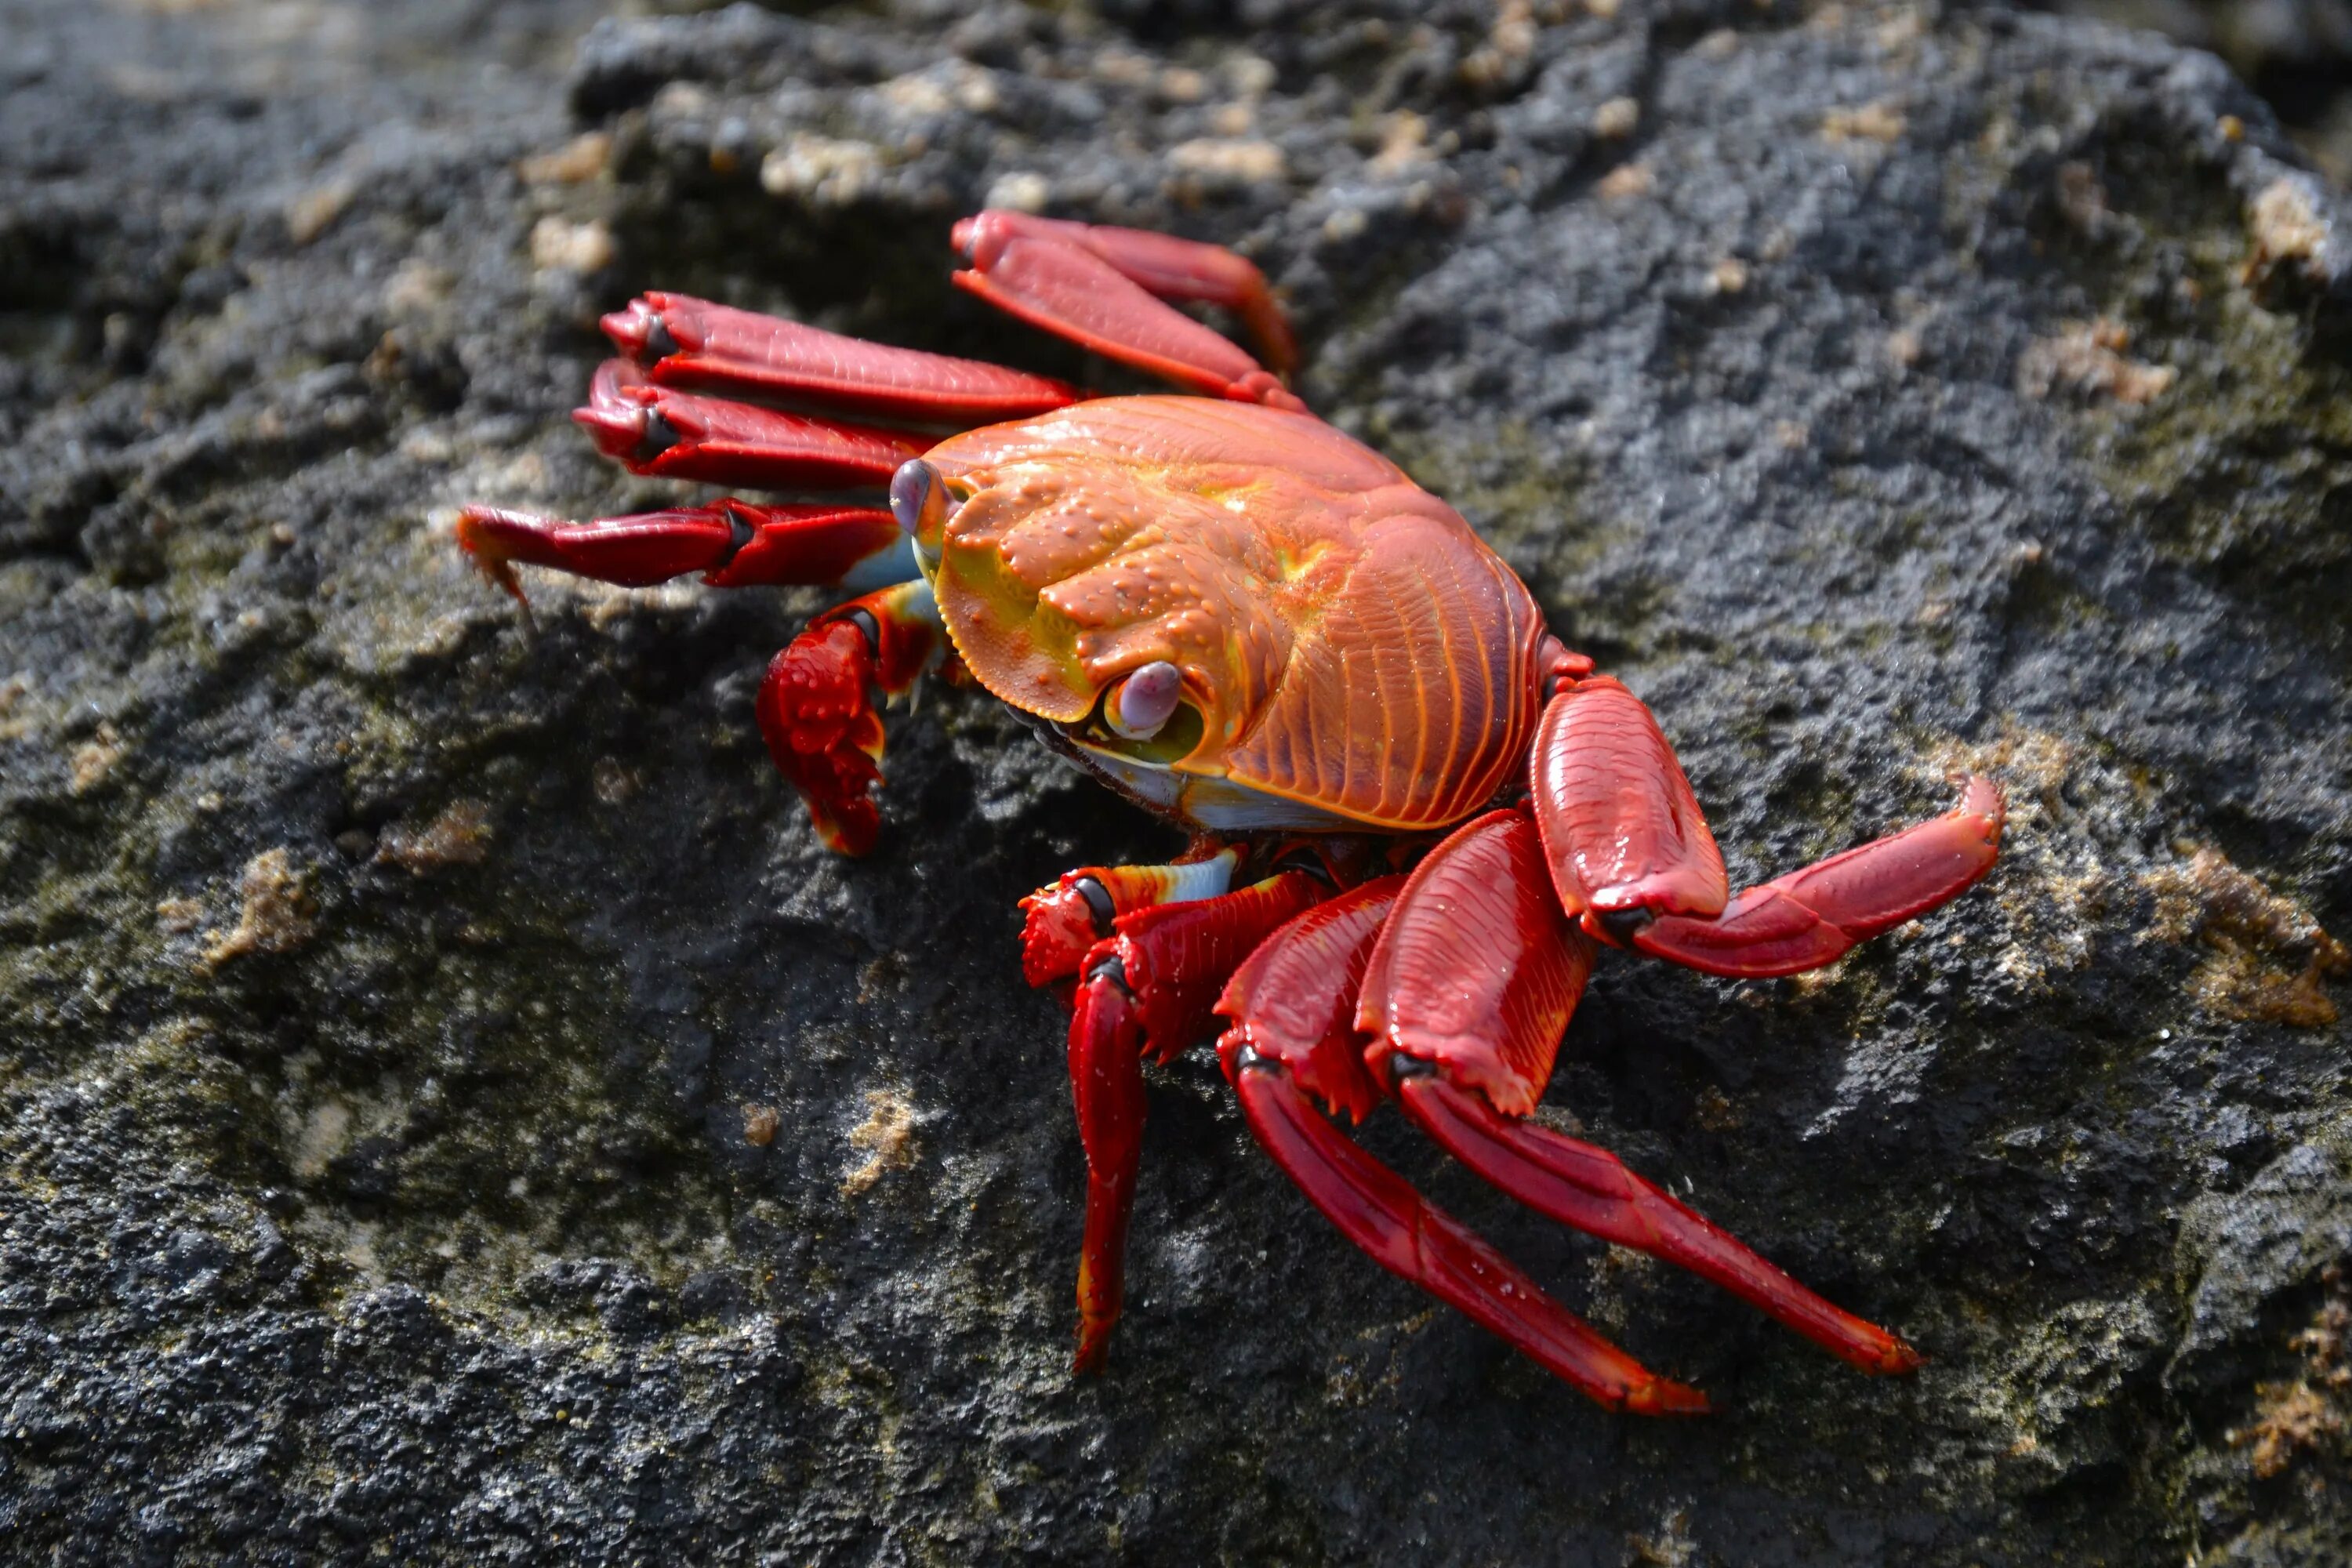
[458,211,2005,1414]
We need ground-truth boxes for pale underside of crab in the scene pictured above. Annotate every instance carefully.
[459,210,2005,1414]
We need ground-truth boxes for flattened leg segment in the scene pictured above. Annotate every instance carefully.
[1356,809,1590,1118]
[1229,1054,1708,1415]
[1633,776,2008,978]
[1394,1075,1922,1374]
[603,290,1081,422]
[953,210,1304,410]
[456,501,907,602]
[1069,967,1148,1374]
[575,359,931,490]
[953,210,1298,379]
[1531,677,1729,935]
[1214,876,1406,1125]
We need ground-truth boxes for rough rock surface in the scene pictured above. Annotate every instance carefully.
[5,1,2352,1563]
[2041,1,2352,180]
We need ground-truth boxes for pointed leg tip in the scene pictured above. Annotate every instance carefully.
[809,809,879,858]
[1876,1338,1926,1376]
[1625,1377,1712,1417]
[1960,773,2008,835]
[1073,1319,1115,1376]
[453,507,533,608]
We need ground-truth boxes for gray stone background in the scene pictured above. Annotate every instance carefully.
[5,0,2352,1562]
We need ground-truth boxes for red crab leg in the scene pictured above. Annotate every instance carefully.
[952,210,1305,412]
[1392,1079,1920,1374]
[1629,776,2007,978]
[1214,855,1705,1414]
[953,210,1298,379]
[1353,806,1922,1377]
[1226,1055,1707,1414]
[1530,675,1731,934]
[575,360,935,490]
[456,500,909,605]
[1212,876,1406,1126]
[1019,849,1243,990]
[603,291,1081,423]
[1065,870,1329,1373]
[756,580,944,857]
[1531,675,2006,976]
[1356,808,1588,1120]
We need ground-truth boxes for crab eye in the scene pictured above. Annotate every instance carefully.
[889,459,949,553]
[1106,661,1183,740]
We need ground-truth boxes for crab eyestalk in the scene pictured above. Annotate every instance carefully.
[1107,662,1184,741]
[891,458,951,568]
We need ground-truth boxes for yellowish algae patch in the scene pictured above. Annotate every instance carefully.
[2142,847,2347,1028]
[200,848,318,970]
[840,1087,918,1196]
[2229,1265,2352,1478]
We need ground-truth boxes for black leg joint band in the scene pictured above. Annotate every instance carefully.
[840,607,883,655]
[1085,951,1131,996]
[643,314,681,361]
[637,408,679,463]
[1595,906,1656,948]
[1073,876,1116,936]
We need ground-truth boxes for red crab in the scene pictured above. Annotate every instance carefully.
[459,211,2005,1414]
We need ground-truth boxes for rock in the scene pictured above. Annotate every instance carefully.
[2047,0,2352,179]
[4,0,2350,1562]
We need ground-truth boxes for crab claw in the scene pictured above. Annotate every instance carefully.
[759,619,886,856]
[756,581,944,856]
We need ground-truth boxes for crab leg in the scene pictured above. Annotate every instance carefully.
[952,210,1304,411]
[756,579,946,857]
[602,291,1081,423]
[1528,675,1730,937]
[1341,806,1920,1381]
[574,360,937,490]
[1227,1054,1708,1414]
[1018,848,1242,989]
[1392,1078,1921,1374]
[1212,853,1693,1413]
[1063,870,1328,1372]
[1630,777,2007,978]
[1531,676,2005,976]
[456,500,909,605]
[1355,808,1590,1118]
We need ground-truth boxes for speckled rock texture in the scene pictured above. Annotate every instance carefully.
[5,1,2352,1563]
[2040,0,2352,180]
[2044,0,2352,85]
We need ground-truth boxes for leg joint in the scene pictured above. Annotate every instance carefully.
[1593,906,1657,949]
[1085,950,1132,996]
[839,606,883,656]
[1072,875,1116,936]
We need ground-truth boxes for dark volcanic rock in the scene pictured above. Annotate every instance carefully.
[5,1,2352,1563]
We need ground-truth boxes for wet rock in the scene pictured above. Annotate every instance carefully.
[4,0,2350,1563]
